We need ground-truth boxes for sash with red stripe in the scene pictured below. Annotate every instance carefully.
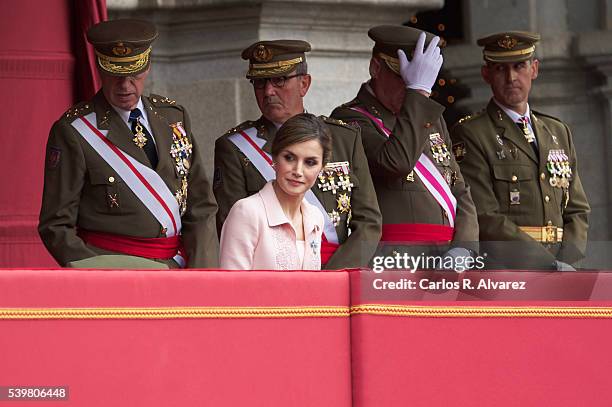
[71,112,185,267]
[350,106,457,228]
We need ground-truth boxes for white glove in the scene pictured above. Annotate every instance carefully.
[554,260,576,272]
[442,247,473,273]
[397,32,443,94]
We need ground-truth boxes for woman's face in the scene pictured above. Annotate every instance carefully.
[274,139,324,198]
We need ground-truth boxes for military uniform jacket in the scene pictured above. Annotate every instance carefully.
[450,99,590,264]
[331,84,479,244]
[214,115,382,270]
[39,91,219,268]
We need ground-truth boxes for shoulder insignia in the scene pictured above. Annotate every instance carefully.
[532,110,563,124]
[63,101,92,120]
[340,98,359,108]
[222,120,254,137]
[150,94,177,106]
[321,115,353,129]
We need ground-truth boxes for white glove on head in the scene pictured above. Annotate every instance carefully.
[397,32,443,94]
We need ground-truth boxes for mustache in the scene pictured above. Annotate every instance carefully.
[264,96,282,105]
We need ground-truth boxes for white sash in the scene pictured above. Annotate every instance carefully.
[72,113,185,266]
[228,128,340,244]
[350,106,457,227]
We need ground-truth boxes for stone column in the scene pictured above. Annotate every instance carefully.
[444,0,612,241]
[108,0,443,167]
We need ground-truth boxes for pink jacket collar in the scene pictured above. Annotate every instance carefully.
[258,181,320,236]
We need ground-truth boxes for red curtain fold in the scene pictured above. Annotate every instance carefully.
[74,0,107,101]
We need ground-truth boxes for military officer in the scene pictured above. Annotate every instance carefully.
[450,31,590,270]
[331,25,479,266]
[39,19,219,268]
[214,40,382,269]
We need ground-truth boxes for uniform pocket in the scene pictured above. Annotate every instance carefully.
[88,168,123,214]
[492,164,534,214]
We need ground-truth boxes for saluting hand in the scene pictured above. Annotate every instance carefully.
[398,32,443,96]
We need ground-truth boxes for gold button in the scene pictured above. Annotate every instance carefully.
[511,175,518,182]
[424,122,432,128]
[108,176,115,183]
[545,195,550,202]
[540,173,546,180]
[152,98,157,103]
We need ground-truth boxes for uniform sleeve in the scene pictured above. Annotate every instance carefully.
[213,135,249,236]
[439,119,479,245]
[181,107,220,268]
[333,90,445,177]
[219,199,257,270]
[558,123,590,264]
[38,120,98,265]
[451,122,557,267]
[324,129,382,269]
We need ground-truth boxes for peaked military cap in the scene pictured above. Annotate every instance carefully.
[241,40,311,79]
[87,19,158,76]
[368,25,437,75]
[477,31,540,63]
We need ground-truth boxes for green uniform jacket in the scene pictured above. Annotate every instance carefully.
[331,85,479,245]
[450,99,590,265]
[214,115,382,269]
[38,91,219,268]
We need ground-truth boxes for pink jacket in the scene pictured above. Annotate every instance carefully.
[219,181,324,270]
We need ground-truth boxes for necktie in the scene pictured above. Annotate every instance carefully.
[129,108,158,168]
[517,116,538,154]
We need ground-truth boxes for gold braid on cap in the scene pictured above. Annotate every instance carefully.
[378,53,400,75]
[248,57,304,78]
[484,45,535,59]
[96,46,152,75]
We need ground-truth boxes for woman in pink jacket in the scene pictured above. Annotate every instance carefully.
[219,113,332,270]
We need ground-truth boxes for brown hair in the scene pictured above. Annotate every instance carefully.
[272,113,332,165]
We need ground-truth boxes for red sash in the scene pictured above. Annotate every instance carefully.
[381,223,453,243]
[78,230,182,260]
[321,235,340,265]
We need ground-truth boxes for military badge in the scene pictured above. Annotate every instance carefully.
[107,193,120,208]
[452,142,466,162]
[429,132,451,164]
[496,134,504,146]
[510,189,521,205]
[47,146,61,170]
[112,42,132,56]
[170,122,193,176]
[406,170,415,182]
[253,44,272,62]
[318,161,351,195]
[546,149,572,189]
[170,122,193,215]
[337,193,351,213]
[496,150,506,160]
[498,35,518,49]
[328,210,341,227]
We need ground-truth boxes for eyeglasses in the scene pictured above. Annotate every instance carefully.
[250,74,302,89]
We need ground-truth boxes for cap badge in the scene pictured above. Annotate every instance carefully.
[497,36,518,50]
[253,44,272,62]
[112,42,132,57]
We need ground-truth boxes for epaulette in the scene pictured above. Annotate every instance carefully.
[63,101,92,121]
[149,94,178,107]
[222,120,254,137]
[320,115,353,129]
[340,98,359,108]
[532,110,563,124]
